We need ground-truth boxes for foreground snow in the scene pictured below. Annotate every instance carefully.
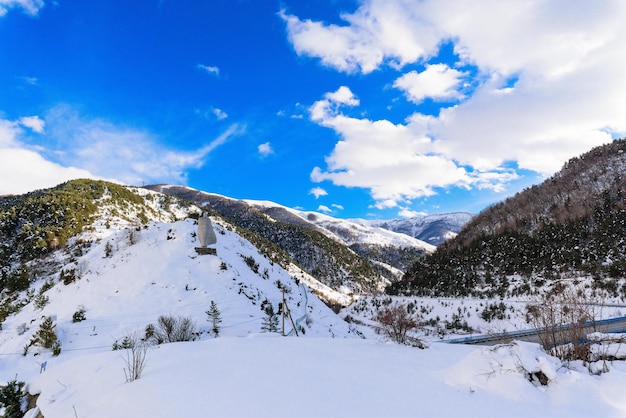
[26,337,626,418]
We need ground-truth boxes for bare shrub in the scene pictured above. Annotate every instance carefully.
[148,315,197,344]
[525,287,605,362]
[122,332,148,382]
[376,304,421,346]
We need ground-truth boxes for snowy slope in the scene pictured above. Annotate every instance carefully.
[0,214,364,398]
[24,333,626,417]
[2,185,626,417]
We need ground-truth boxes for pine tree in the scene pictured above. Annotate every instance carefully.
[260,300,279,333]
[206,300,222,337]
[31,316,61,355]
[0,378,25,418]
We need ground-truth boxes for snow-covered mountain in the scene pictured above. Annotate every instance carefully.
[2,180,626,417]
[145,185,435,291]
[362,213,473,246]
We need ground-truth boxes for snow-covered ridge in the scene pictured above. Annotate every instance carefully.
[242,198,436,252]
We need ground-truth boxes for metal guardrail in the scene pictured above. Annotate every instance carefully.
[445,316,626,345]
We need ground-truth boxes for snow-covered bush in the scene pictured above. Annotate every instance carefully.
[147,315,197,344]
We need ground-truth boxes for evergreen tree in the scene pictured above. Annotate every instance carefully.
[260,300,279,333]
[0,378,25,418]
[206,300,222,337]
[30,316,61,355]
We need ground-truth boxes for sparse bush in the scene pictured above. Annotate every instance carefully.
[147,315,197,344]
[61,268,77,285]
[51,340,62,356]
[122,332,148,383]
[33,293,49,310]
[72,306,87,323]
[144,323,156,341]
[16,323,28,336]
[376,304,421,346]
[112,334,135,351]
[242,255,259,274]
[526,287,602,362]
[480,302,508,322]
[104,241,113,258]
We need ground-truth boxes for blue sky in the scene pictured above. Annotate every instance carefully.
[1,0,625,219]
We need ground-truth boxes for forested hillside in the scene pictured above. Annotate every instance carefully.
[144,186,389,294]
[390,139,626,298]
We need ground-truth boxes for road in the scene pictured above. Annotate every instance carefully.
[446,316,626,346]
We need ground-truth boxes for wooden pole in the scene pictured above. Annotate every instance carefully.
[281,289,285,336]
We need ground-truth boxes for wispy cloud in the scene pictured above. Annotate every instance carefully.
[212,107,228,120]
[18,75,38,85]
[197,64,220,76]
[317,204,332,213]
[0,0,44,17]
[0,106,245,194]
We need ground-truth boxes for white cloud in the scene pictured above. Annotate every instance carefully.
[0,115,100,194]
[394,64,466,104]
[0,148,98,195]
[331,203,344,211]
[0,107,244,195]
[0,0,44,17]
[212,107,228,120]
[309,187,328,199]
[398,207,425,218]
[19,115,45,133]
[292,0,626,208]
[281,1,440,74]
[317,205,332,213]
[197,64,220,76]
[257,142,273,157]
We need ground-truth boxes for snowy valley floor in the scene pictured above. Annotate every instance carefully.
[23,336,626,418]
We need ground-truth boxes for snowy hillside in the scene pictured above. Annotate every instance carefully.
[1,181,626,417]
[146,185,427,292]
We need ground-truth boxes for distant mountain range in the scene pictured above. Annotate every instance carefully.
[359,213,472,246]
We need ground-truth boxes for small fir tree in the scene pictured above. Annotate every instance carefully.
[206,301,222,337]
[32,316,58,349]
[261,300,279,333]
[0,378,25,418]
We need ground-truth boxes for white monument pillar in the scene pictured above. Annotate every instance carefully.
[196,213,217,255]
